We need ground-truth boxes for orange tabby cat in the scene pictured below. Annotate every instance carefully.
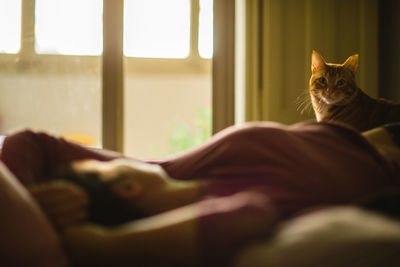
[309,50,400,131]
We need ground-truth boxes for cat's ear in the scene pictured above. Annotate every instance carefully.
[311,50,326,74]
[343,54,359,74]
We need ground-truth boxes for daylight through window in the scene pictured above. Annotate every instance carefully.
[0,0,21,54]
[199,0,213,58]
[123,0,191,58]
[35,0,103,55]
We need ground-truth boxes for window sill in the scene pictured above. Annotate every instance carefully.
[0,54,211,75]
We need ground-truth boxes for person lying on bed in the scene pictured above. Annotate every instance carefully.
[1,121,400,266]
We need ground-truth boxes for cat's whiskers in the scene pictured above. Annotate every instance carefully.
[296,90,313,115]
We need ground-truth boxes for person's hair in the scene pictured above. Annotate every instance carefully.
[57,166,147,226]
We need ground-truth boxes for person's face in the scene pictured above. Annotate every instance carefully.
[70,159,169,201]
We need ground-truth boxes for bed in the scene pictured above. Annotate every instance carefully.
[235,206,400,267]
[2,122,400,266]
[2,158,400,267]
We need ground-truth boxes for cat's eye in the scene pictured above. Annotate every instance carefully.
[317,77,327,85]
[337,79,345,87]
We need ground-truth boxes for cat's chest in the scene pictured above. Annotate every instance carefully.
[311,96,330,121]
[315,109,328,121]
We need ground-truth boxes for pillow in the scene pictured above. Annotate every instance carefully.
[235,207,400,267]
[0,161,69,267]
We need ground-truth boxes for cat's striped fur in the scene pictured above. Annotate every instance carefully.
[309,50,400,132]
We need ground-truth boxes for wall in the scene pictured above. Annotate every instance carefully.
[245,0,378,124]
[379,0,400,101]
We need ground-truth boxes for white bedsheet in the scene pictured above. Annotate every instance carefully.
[235,207,400,267]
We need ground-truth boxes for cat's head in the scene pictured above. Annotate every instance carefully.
[309,50,359,106]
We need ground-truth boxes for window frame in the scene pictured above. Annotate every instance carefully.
[0,0,236,153]
[0,0,211,76]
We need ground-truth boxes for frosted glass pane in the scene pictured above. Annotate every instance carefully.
[124,75,212,160]
[0,0,21,54]
[199,0,213,59]
[124,0,190,58]
[0,72,102,147]
[35,0,103,55]
[0,0,102,146]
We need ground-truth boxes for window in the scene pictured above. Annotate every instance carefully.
[0,0,214,58]
[32,0,212,59]
[0,0,213,159]
[123,0,213,159]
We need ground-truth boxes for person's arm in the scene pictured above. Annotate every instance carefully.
[0,129,125,185]
[61,192,277,266]
[26,178,200,265]
[62,205,201,266]
[28,180,90,231]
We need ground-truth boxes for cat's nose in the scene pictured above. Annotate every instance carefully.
[325,88,333,97]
